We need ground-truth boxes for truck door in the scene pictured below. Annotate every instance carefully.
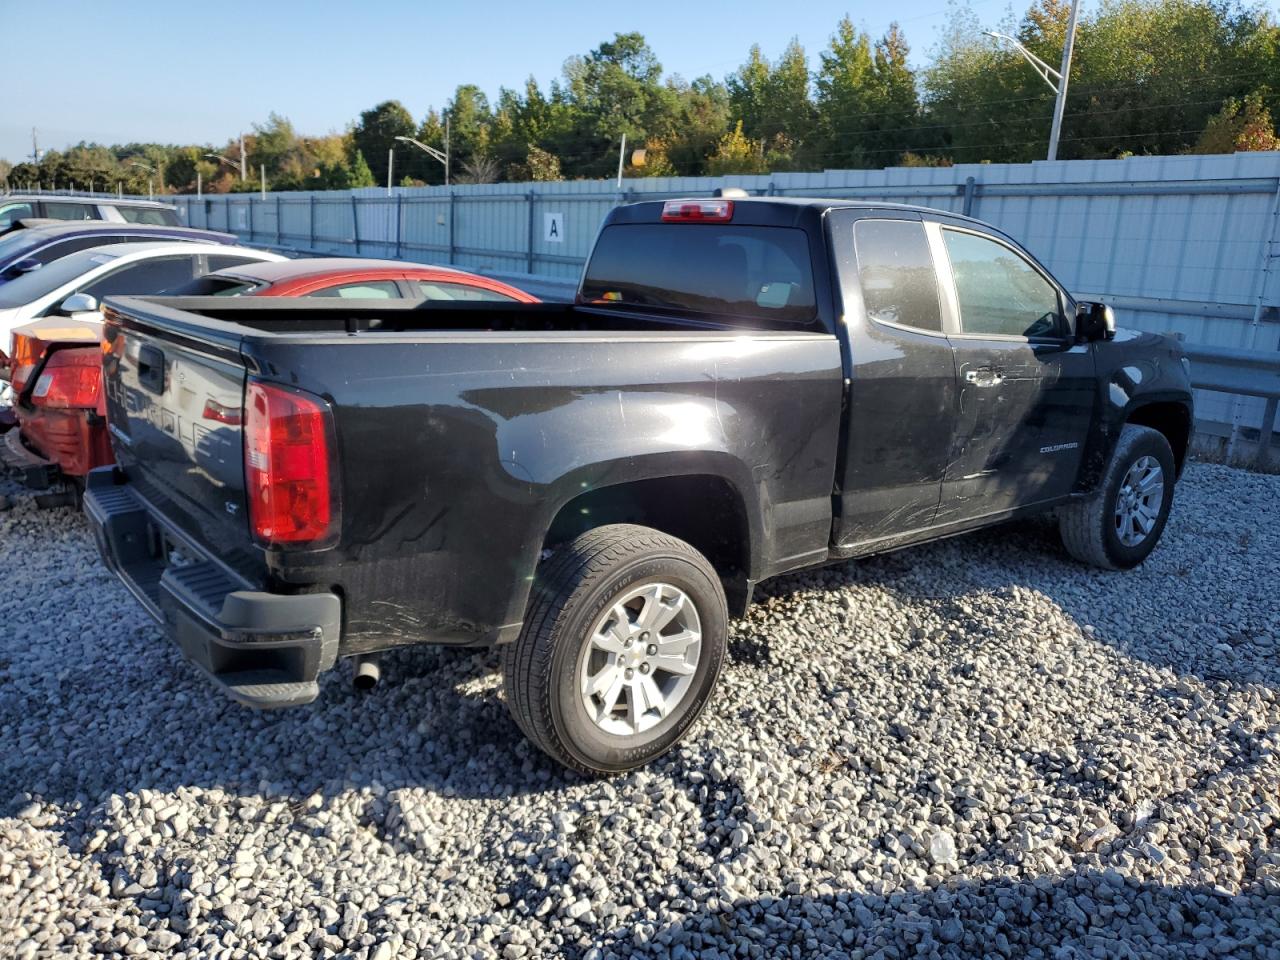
[932,225,1095,519]
[831,214,958,549]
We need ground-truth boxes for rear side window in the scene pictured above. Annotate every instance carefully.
[43,202,98,221]
[413,280,516,302]
[853,220,942,333]
[310,280,400,299]
[581,223,816,325]
[118,207,181,226]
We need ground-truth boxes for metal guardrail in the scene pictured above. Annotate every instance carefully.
[1184,343,1280,398]
[1184,342,1280,467]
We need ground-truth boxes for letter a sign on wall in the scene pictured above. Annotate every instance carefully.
[544,212,565,243]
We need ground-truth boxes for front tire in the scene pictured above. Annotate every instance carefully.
[502,524,727,775]
[1058,423,1176,569]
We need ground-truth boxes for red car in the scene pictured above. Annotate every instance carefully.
[1,260,538,504]
[173,257,539,302]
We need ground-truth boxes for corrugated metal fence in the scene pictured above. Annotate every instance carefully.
[167,152,1280,435]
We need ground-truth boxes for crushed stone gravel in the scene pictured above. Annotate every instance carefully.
[1,462,1278,959]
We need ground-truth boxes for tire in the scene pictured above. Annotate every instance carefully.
[1058,423,1176,570]
[502,524,728,775]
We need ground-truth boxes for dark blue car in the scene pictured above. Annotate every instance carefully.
[0,221,237,286]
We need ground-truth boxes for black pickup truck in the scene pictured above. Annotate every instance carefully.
[85,196,1193,774]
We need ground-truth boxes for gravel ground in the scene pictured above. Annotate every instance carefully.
[2,461,1278,960]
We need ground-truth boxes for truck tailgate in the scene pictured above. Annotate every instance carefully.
[101,303,257,574]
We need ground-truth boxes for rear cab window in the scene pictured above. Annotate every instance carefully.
[580,223,817,326]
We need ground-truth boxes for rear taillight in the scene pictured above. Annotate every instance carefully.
[661,199,734,223]
[244,380,340,548]
[9,331,43,394]
[31,349,102,409]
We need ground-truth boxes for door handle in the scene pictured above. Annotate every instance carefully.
[965,367,1004,387]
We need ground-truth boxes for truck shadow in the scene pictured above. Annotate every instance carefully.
[586,874,1280,958]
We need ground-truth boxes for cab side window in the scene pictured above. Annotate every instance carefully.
[853,219,943,333]
[943,230,1062,339]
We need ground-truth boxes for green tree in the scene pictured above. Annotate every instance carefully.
[445,84,494,172]
[352,100,416,187]
[348,149,375,188]
[814,18,919,167]
[706,120,769,175]
[728,39,814,148]
[506,144,563,182]
[562,32,679,176]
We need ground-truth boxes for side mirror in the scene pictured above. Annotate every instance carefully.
[1075,301,1116,342]
[60,293,99,314]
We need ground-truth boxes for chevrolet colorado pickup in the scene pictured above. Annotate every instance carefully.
[84,197,1194,774]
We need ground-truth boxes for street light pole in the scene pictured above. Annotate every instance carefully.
[394,135,449,186]
[1047,0,1081,162]
[127,160,154,200]
[387,147,394,196]
[985,0,1081,161]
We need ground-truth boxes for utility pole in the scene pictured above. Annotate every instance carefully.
[240,133,247,181]
[1047,0,1081,162]
[260,164,266,200]
[445,118,450,187]
[387,147,394,196]
[616,133,627,188]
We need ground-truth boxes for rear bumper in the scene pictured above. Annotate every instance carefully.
[1,427,59,489]
[84,467,341,708]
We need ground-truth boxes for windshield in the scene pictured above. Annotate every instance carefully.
[0,249,119,307]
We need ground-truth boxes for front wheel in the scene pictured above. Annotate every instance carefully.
[502,524,727,775]
[1058,423,1176,570]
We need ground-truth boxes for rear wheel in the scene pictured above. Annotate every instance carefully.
[1058,423,1176,569]
[502,524,727,775]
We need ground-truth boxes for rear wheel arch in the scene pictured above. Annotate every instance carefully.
[541,471,757,616]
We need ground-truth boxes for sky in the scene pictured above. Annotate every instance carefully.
[2,0,1038,163]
